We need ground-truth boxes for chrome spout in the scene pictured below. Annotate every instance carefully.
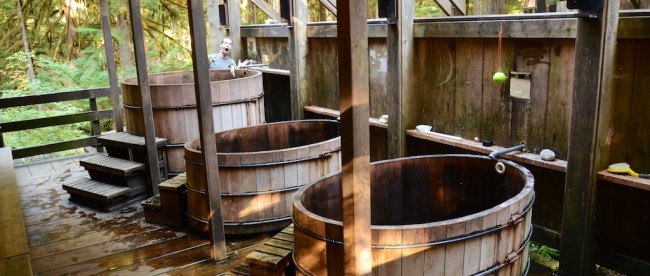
[489,143,526,159]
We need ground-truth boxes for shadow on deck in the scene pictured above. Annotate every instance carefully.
[15,153,272,275]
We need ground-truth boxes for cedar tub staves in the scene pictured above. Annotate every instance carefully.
[293,154,535,275]
[122,69,265,175]
[184,120,341,234]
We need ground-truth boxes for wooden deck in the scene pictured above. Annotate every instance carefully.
[12,153,273,275]
[7,152,561,275]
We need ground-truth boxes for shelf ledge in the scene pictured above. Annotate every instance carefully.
[303,105,388,129]
[597,170,650,192]
[406,129,567,172]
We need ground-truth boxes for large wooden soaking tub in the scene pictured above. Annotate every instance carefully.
[122,69,265,174]
[293,155,535,275]
[184,120,341,234]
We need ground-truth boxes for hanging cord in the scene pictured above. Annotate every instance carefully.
[498,22,503,70]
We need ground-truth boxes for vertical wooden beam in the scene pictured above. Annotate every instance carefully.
[128,0,161,194]
[88,97,103,152]
[560,0,619,275]
[289,0,308,120]
[337,1,371,275]
[100,0,123,133]
[207,0,225,55]
[386,0,414,158]
[536,0,547,12]
[227,0,242,59]
[186,0,227,261]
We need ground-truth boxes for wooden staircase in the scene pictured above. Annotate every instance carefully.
[142,173,187,227]
[62,132,168,211]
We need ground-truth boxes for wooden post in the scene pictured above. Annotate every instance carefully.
[186,0,228,261]
[88,97,103,152]
[128,0,161,194]
[100,0,123,133]
[227,0,242,59]
[536,0,547,12]
[337,1,372,275]
[386,0,414,158]
[289,0,308,120]
[560,0,619,275]
[207,0,225,55]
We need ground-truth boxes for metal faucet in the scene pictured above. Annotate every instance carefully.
[489,143,526,159]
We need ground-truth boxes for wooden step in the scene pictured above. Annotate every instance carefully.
[98,133,169,180]
[158,173,187,210]
[62,177,131,203]
[246,224,295,276]
[80,155,145,178]
[69,192,148,212]
[142,173,187,227]
[141,194,184,227]
[98,132,168,150]
[63,176,149,212]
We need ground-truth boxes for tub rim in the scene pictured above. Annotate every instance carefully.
[292,154,534,232]
[121,68,262,86]
[184,119,341,166]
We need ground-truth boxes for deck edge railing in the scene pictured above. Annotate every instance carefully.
[0,87,117,159]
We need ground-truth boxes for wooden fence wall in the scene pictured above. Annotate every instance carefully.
[242,14,650,273]
[243,17,649,168]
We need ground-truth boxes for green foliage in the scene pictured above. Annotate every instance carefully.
[1,52,33,91]
[530,242,561,259]
[415,0,445,17]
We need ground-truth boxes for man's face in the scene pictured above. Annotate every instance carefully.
[220,38,232,56]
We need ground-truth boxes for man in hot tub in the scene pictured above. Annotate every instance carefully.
[209,37,249,69]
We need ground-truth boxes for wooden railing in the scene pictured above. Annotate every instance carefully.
[0,87,115,159]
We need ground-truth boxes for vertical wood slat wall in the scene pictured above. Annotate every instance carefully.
[241,18,650,272]
[266,35,648,169]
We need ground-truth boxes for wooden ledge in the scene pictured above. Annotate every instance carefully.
[0,148,33,275]
[303,105,339,119]
[303,106,388,129]
[597,170,650,192]
[406,129,567,172]
[249,67,290,76]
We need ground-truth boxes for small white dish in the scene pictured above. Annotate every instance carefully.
[416,125,432,133]
[379,115,388,124]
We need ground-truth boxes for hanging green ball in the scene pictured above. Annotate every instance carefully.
[492,71,507,84]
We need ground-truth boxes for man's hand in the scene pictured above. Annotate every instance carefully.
[237,59,251,68]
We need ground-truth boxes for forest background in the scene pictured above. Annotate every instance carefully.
[0,0,534,160]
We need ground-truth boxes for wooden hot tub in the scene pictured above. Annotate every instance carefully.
[292,154,535,275]
[184,120,341,234]
[122,69,265,175]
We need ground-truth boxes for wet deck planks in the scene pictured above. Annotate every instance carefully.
[13,154,274,275]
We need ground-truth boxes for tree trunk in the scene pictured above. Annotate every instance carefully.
[247,0,256,24]
[117,13,132,77]
[487,0,505,14]
[16,0,35,81]
[472,0,505,14]
[319,4,328,21]
[64,0,78,61]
